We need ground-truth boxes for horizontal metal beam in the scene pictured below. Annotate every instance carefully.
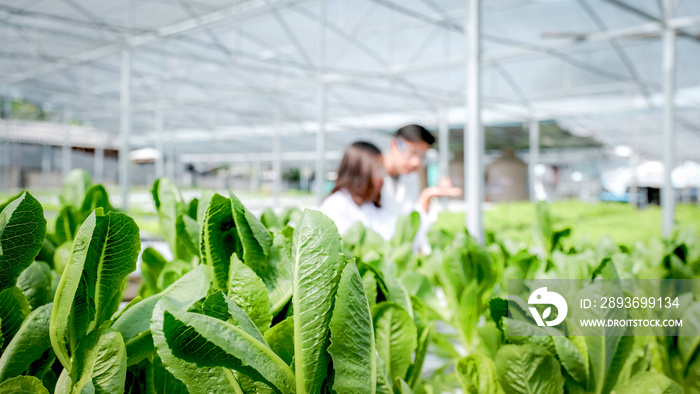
[602,0,700,44]
[134,59,663,114]
[105,14,700,110]
[140,81,700,143]
[180,150,343,163]
[10,11,699,111]
[4,3,698,89]
[0,0,290,84]
[0,119,116,149]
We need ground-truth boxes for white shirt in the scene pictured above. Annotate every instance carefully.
[381,172,436,253]
[381,172,421,217]
[319,189,397,241]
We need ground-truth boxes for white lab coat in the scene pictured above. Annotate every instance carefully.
[381,172,421,217]
[381,172,436,253]
[319,188,397,241]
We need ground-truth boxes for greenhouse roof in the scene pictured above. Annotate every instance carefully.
[2,0,700,161]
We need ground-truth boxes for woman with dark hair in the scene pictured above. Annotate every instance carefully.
[319,141,396,240]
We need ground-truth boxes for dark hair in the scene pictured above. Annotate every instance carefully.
[396,124,435,145]
[332,141,384,207]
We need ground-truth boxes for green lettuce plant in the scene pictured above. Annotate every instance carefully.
[1,179,699,394]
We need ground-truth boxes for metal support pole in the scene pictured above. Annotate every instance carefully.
[272,127,281,207]
[438,107,450,208]
[301,166,310,192]
[155,48,165,181]
[42,144,51,188]
[175,150,183,186]
[465,0,484,244]
[0,139,5,190]
[62,143,71,180]
[94,145,104,184]
[629,153,638,208]
[315,0,327,202]
[62,109,72,181]
[248,163,255,193]
[439,21,450,208]
[662,0,676,237]
[12,140,21,188]
[439,109,450,179]
[528,118,540,202]
[119,47,132,211]
[119,1,134,210]
[252,159,261,193]
[0,140,6,190]
[166,138,176,181]
[155,106,165,179]
[1,95,11,190]
[1,28,9,189]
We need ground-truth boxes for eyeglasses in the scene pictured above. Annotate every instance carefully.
[396,138,427,161]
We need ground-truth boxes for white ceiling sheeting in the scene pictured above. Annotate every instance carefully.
[2,0,700,162]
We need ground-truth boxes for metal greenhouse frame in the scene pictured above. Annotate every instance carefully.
[2,0,700,241]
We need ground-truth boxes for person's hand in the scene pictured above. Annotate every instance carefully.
[437,177,452,188]
[419,177,462,212]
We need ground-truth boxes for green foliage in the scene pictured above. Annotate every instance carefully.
[16,262,52,310]
[158,295,294,391]
[112,265,212,358]
[373,302,417,382]
[0,304,52,382]
[227,254,272,333]
[615,371,682,394]
[391,211,420,247]
[0,375,49,393]
[0,180,425,393]
[50,209,140,371]
[535,201,571,255]
[265,317,295,366]
[2,180,700,393]
[67,328,127,393]
[291,209,346,393]
[199,193,239,291]
[0,288,31,354]
[456,354,502,394]
[328,262,376,393]
[150,300,235,394]
[495,344,565,394]
[59,169,91,210]
[0,192,46,293]
[152,178,191,261]
[138,247,168,298]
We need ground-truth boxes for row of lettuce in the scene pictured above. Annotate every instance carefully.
[0,170,698,393]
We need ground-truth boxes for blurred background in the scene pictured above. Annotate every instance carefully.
[1,0,699,244]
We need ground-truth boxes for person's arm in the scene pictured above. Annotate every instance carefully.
[417,177,462,213]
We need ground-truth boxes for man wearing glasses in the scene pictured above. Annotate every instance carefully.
[382,124,462,251]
